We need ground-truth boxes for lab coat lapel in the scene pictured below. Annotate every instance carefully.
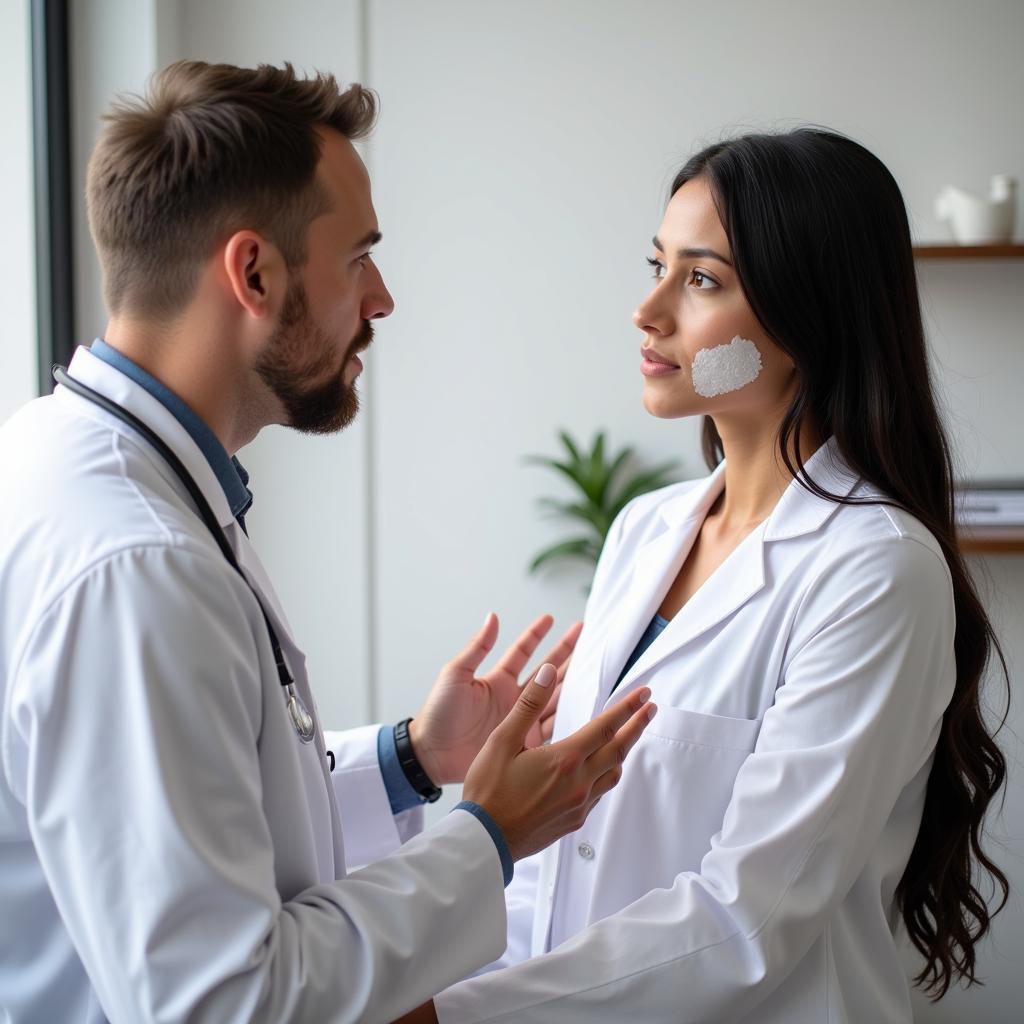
[591,465,726,711]
[227,520,348,872]
[609,519,768,703]
[607,437,860,704]
[228,523,298,649]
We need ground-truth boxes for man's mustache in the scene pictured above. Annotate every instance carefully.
[351,321,374,356]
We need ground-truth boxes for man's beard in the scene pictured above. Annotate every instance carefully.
[254,278,373,435]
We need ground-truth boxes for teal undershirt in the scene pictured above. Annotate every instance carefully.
[613,613,670,692]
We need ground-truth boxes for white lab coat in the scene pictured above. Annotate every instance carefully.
[0,347,507,1024]
[436,439,955,1023]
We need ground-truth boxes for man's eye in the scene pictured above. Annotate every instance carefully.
[646,256,664,280]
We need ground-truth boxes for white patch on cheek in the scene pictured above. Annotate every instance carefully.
[691,336,763,398]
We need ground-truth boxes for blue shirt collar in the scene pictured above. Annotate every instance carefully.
[89,339,253,522]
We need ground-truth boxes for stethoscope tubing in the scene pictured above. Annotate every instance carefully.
[52,365,316,743]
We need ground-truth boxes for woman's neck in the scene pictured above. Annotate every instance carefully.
[710,412,823,532]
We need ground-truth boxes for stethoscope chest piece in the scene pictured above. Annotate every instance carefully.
[285,684,316,743]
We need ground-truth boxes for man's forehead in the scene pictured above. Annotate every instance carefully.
[313,128,376,235]
[315,128,370,191]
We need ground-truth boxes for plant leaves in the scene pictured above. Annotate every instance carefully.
[527,429,682,577]
[537,498,610,538]
[524,456,589,493]
[558,430,583,466]
[602,446,634,499]
[528,536,603,574]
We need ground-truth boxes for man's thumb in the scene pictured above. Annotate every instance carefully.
[493,663,557,746]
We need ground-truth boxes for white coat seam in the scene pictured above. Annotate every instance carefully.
[741,537,955,945]
[783,533,951,670]
[7,542,249,696]
[480,832,831,1021]
[481,925,747,1020]
[3,540,190,793]
[825,922,832,1023]
[647,734,755,753]
[3,542,260,797]
[110,430,175,544]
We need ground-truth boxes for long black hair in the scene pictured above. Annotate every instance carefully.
[672,128,1008,998]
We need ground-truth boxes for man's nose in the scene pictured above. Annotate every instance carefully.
[364,263,394,320]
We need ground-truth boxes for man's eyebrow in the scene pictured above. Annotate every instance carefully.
[651,236,732,267]
[353,230,382,251]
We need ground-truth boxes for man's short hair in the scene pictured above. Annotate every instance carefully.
[86,61,377,320]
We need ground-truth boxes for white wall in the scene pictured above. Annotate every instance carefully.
[70,0,374,727]
[0,0,37,420]
[66,2,1023,1018]
[71,0,165,345]
[170,0,373,728]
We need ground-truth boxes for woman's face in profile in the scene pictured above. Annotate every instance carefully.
[633,176,796,422]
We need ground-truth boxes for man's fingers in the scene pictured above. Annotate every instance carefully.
[540,681,562,721]
[556,687,653,757]
[449,612,500,673]
[492,614,554,679]
[586,699,657,775]
[590,763,624,801]
[493,662,558,747]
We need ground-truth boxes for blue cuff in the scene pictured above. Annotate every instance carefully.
[454,800,514,887]
[377,725,426,815]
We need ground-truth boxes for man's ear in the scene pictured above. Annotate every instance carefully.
[222,230,285,319]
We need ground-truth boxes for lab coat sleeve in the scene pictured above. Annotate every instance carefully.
[323,725,426,865]
[434,536,956,1022]
[6,544,507,1024]
[466,849,543,977]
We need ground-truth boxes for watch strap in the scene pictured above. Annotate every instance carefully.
[393,717,442,803]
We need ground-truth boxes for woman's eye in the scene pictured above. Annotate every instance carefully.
[690,269,719,290]
[646,256,664,280]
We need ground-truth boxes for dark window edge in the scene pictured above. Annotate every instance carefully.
[31,0,75,394]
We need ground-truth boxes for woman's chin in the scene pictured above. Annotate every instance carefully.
[641,387,704,420]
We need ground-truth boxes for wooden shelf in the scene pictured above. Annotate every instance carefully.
[913,243,1024,260]
[957,527,1024,554]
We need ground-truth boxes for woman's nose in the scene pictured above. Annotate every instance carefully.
[634,287,672,336]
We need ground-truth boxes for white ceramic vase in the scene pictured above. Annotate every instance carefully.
[934,175,1017,244]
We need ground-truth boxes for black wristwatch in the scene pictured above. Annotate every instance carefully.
[393,717,442,803]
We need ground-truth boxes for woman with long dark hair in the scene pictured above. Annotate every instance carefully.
[425,129,1009,1023]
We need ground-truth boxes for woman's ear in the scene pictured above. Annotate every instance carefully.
[222,230,285,319]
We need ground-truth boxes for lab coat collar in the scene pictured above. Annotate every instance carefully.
[59,346,237,531]
[762,436,860,541]
[653,436,858,539]
[605,437,859,703]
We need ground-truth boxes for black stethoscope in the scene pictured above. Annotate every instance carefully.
[53,365,318,745]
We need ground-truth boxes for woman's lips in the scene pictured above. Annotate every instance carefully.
[640,347,680,377]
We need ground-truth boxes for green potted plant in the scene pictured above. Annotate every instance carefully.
[527,430,680,576]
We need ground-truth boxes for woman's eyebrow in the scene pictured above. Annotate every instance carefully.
[651,236,733,267]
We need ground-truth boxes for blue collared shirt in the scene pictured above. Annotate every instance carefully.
[88,341,512,880]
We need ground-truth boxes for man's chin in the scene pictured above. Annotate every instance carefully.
[284,379,360,435]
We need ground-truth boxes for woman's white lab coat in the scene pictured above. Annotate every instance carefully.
[0,347,507,1023]
[436,439,955,1023]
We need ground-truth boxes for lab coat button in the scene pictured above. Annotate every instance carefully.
[577,841,595,860]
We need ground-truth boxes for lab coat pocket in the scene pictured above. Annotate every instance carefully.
[647,705,761,751]
[578,706,763,929]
